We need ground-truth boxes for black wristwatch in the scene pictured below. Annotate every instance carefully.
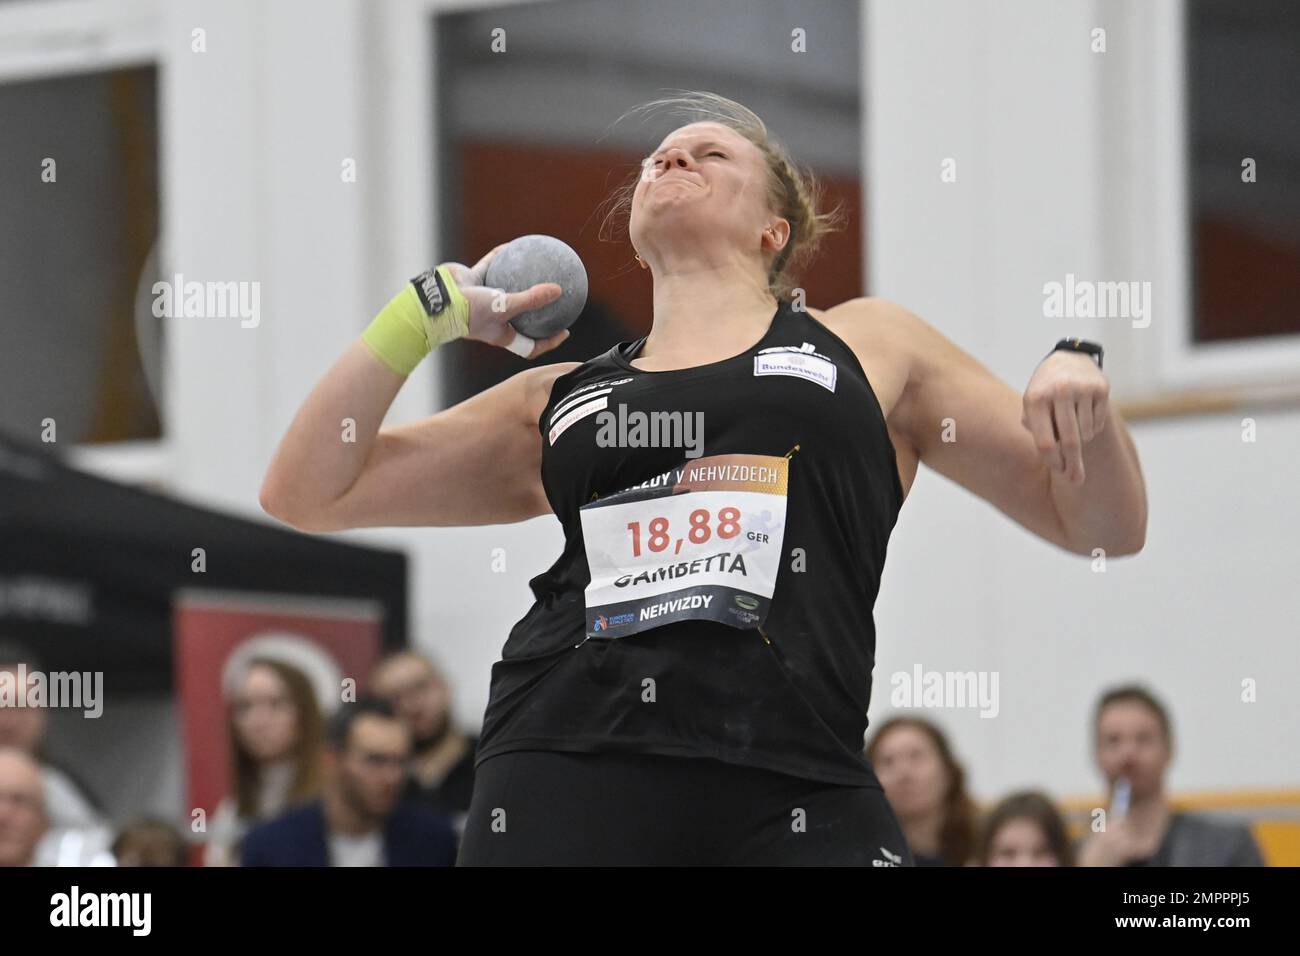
[1048,337,1104,370]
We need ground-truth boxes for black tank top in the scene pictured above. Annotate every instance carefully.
[474,300,905,786]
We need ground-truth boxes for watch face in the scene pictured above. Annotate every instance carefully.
[1054,340,1102,368]
[411,268,448,316]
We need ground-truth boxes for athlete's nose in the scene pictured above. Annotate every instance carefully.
[659,147,695,172]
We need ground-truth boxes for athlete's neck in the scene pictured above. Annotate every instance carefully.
[642,268,777,366]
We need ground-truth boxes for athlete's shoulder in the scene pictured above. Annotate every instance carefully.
[519,346,636,423]
[519,361,584,426]
[808,296,922,343]
[526,359,585,386]
[808,296,933,371]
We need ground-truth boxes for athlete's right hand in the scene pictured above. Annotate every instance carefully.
[441,244,571,359]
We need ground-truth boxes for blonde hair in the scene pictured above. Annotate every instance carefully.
[598,90,846,301]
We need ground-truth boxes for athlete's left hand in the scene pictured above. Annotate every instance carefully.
[1021,351,1110,486]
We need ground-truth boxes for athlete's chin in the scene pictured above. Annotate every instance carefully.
[646,184,707,207]
[631,200,715,249]
[639,197,713,233]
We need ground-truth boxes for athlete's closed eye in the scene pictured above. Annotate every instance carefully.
[648,149,728,164]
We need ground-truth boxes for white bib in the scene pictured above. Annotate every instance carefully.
[579,453,789,638]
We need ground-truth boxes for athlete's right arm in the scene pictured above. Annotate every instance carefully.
[260,247,580,531]
[260,346,581,531]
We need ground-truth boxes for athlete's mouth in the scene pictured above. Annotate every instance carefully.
[656,171,701,187]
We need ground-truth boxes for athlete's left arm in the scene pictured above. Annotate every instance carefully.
[825,297,1147,557]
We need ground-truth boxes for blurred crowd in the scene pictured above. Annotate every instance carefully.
[0,643,475,868]
[866,687,1265,867]
[0,640,1267,867]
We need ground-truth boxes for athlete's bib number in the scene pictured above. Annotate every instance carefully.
[579,453,789,638]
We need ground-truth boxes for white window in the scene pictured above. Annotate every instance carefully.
[0,0,166,484]
[1153,0,1300,390]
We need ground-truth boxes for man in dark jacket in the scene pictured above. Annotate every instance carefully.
[242,697,457,867]
[1078,685,1265,867]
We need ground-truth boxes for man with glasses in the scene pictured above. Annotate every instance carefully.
[240,698,457,867]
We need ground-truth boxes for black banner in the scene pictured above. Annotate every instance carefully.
[0,432,407,694]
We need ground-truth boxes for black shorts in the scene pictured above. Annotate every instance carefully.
[456,748,914,866]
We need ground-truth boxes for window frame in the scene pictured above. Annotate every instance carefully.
[1152,0,1300,390]
[0,0,168,484]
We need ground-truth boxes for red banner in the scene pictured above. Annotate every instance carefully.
[172,589,385,835]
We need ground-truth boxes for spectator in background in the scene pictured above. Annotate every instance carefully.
[866,716,977,866]
[1078,684,1264,867]
[113,818,188,867]
[205,657,325,866]
[978,791,1074,866]
[369,650,477,827]
[0,643,113,866]
[0,747,47,867]
[240,697,457,867]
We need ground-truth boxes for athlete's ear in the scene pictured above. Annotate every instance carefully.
[762,220,791,254]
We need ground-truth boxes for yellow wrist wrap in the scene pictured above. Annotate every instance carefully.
[361,265,471,375]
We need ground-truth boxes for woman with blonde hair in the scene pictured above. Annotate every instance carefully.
[262,91,1146,865]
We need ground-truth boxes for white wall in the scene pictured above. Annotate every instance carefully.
[865,0,1300,800]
